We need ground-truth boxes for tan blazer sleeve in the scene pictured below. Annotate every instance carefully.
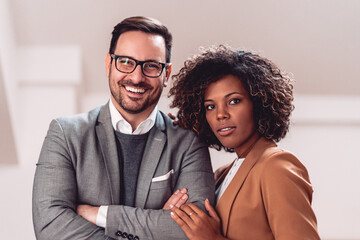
[260,151,320,240]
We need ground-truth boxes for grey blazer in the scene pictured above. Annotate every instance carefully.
[32,102,215,240]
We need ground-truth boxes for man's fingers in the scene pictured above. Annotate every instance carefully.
[175,189,188,208]
[162,188,188,210]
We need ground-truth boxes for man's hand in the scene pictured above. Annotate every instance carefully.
[77,205,100,225]
[163,188,188,210]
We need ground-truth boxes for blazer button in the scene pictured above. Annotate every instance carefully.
[133,236,139,240]
[127,234,134,240]
[122,232,128,238]
[115,231,122,237]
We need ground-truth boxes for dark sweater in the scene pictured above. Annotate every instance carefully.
[115,130,150,207]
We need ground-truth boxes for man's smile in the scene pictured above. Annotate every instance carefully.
[124,85,146,94]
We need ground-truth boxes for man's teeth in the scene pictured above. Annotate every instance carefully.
[219,127,232,132]
[125,86,145,93]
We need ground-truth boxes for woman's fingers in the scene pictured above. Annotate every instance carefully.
[205,199,220,222]
[184,202,206,219]
[171,205,194,228]
[170,209,192,234]
[171,203,224,240]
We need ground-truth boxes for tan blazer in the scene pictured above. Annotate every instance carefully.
[215,137,320,240]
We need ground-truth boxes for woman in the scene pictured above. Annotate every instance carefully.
[168,45,320,240]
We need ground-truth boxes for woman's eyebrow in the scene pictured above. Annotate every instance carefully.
[204,92,244,102]
[225,92,244,98]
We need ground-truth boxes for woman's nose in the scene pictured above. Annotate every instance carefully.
[216,107,229,120]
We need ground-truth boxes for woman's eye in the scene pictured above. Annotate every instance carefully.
[229,99,240,105]
[205,105,215,110]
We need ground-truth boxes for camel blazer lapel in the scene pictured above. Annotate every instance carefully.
[95,103,122,204]
[135,111,166,208]
[215,138,276,236]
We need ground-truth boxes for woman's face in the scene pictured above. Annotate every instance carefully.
[204,75,255,155]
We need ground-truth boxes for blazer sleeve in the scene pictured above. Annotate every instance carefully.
[105,133,215,240]
[32,120,111,240]
[260,151,320,240]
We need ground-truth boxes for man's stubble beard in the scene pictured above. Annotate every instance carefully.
[109,76,164,114]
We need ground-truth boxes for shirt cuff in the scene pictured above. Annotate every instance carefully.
[96,205,108,228]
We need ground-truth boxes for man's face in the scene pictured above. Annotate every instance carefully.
[106,31,171,115]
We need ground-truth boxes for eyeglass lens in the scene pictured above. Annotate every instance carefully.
[116,57,163,77]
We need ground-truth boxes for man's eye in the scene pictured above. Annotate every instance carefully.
[145,63,161,70]
[119,59,134,65]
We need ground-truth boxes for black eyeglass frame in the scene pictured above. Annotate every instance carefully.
[110,54,169,78]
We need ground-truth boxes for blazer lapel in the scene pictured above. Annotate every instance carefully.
[135,112,166,208]
[216,137,276,236]
[96,102,121,204]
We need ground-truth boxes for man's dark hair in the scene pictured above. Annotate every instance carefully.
[109,16,173,63]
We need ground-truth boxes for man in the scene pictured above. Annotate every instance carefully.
[32,16,215,240]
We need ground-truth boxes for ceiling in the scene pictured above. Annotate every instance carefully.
[8,0,360,95]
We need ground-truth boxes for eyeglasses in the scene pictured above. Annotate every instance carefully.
[110,54,169,78]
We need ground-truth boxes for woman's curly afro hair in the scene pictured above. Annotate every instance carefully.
[169,45,294,151]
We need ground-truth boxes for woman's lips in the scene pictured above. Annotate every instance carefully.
[217,126,236,136]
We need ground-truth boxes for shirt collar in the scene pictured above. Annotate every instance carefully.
[109,99,157,135]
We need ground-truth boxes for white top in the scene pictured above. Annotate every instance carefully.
[96,99,158,228]
[215,157,245,203]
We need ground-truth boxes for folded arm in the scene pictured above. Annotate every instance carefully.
[104,135,215,240]
[32,120,111,240]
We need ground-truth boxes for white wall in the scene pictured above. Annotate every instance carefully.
[0,44,81,239]
[0,0,17,164]
[279,95,360,239]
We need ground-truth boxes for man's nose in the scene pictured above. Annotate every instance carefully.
[128,64,145,83]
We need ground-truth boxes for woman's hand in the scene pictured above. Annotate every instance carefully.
[162,188,188,210]
[170,199,227,240]
[167,113,179,125]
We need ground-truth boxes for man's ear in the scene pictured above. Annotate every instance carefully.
[163,63,172,87]
[105,53,112,78]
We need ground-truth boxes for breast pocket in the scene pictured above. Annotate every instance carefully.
[146,169,174,208]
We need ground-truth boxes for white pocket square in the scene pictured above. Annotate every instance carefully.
[152,169,174,182]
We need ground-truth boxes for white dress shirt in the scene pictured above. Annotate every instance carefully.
[109,98,157,134]
[215,157,245,203]
[96,99,158,228]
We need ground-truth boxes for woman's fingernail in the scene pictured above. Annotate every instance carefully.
[182,195,187,200]
[181,188,187,193]
[174,190,179,194]
[170,204,174,209]
[171,212,175,217]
